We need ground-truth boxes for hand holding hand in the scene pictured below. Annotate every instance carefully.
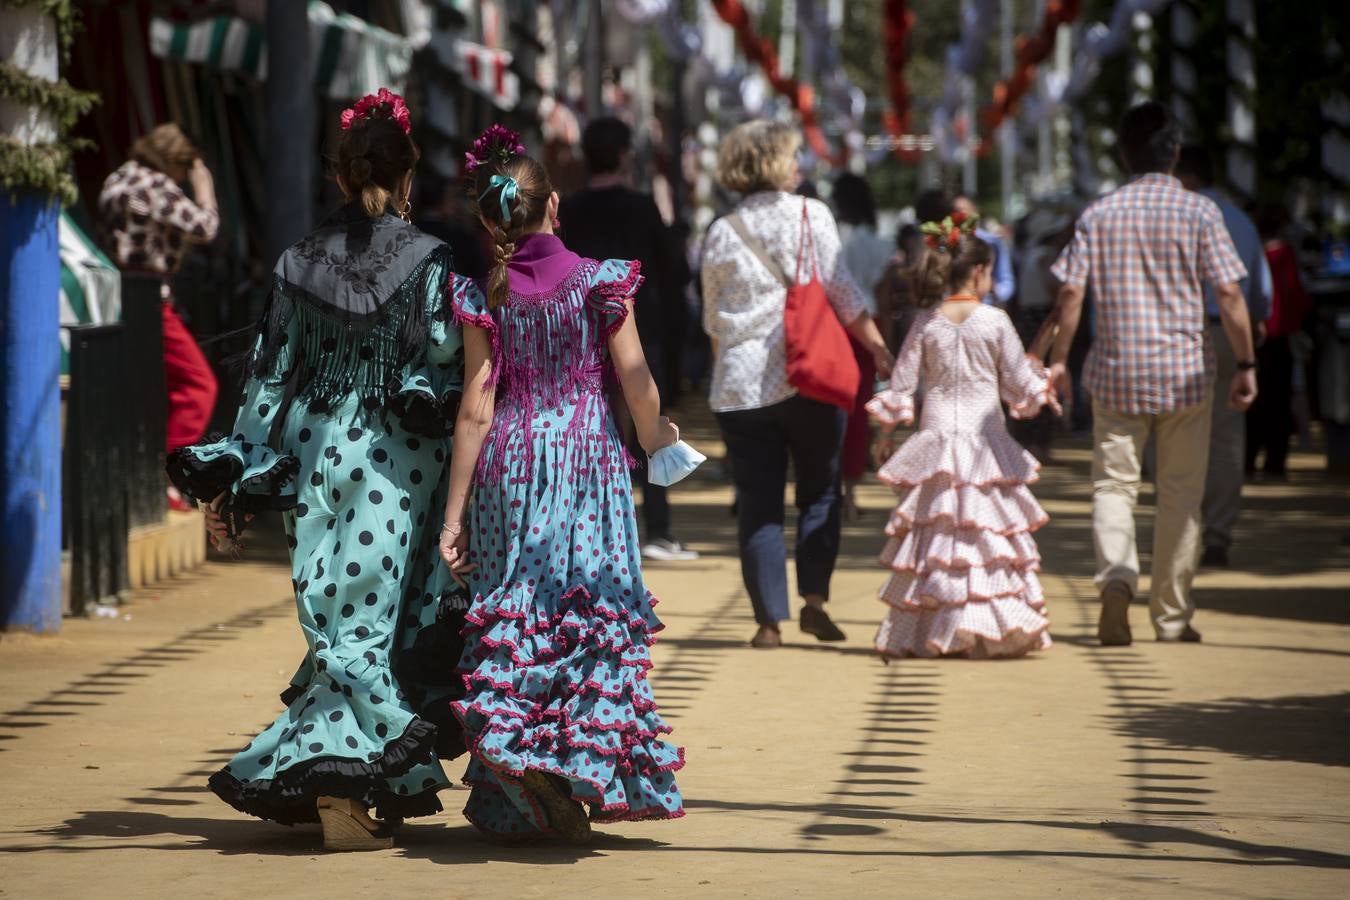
[439,523,475,587]
[1229,369,1258,411]
[872,430,898,468]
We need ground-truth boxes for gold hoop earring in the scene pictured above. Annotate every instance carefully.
[399,198,412,223]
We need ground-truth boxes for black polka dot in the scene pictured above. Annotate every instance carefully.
[382,556,393,571]
[347,427,362,442]
[341,603,355,618]
[406,438,421,450]
[399,497,411,511]
[375,723,388,739]
[329,710,344,722]
[346,562,361,577]
[373,449,388,463]
[386,520,396,534]
[324,584,337,598]
[369,490,384,504]
[257,403,270,417]
[333,541,341,554]
[343,685,353,697]
[258,754,273,766]
[359,531,374,545]
[351,468,364,482]
[298,427,312,442]
[310,472,323,486]
[278,755,292,766]
[315,640,328,651]
[409,469,423,484]
[316,658,327,671]
[370,694,383,705]
[346,736,359,748]
[364,592,378,606]
[354,626,369,639]
[324,446,337,459]
[297,503,309,517]
[399,533,408,547]
[331,488,342,503]
[314,613,327,628]
[363,650,377,663]
[309,742,324,753]
[302,723,315,734]
[333,453,342,465]
[345,509,356,523]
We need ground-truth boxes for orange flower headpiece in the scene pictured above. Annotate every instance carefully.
[919,210,979,252]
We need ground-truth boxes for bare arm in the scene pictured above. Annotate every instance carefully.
[439,325,494,574]
[847,313,895,374]
[1215,280,1258,411]
[1047,282,1085,402]
[609,302,677,453]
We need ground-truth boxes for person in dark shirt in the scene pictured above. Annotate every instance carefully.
[559,116,697,562]
[414,175,489,281]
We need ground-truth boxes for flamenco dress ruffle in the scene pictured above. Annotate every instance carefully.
[866,381,1053,659]
[449,259,684,837]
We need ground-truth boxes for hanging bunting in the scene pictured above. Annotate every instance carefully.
[881,0,920,163]
[708,0,846,167]
[977,0,1084,153]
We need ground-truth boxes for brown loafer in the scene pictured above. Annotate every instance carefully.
[1098,581,1133,646]
[521,770,591,843]
[750,625,782,648]
[800,605,846,642]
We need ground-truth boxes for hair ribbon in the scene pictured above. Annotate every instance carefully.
[480,174,518,221]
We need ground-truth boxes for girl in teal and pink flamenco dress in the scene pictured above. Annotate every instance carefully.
[438,128,685,841]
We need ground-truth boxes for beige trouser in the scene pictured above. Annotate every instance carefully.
[1092,399,1213,638]
[1202,323,1244,550]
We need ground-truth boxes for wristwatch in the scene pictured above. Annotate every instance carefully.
[1236,359,1257,371]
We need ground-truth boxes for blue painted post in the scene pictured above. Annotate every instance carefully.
[0,191,63,632]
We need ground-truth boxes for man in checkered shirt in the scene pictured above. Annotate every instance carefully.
[1048,102,1258,646]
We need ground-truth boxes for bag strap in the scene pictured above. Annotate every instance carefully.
[795,200,819,284]
[726,212,791,289]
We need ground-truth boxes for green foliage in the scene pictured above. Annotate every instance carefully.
[0,139,77,206]
[0,0,94,204]
[0,62,98,130]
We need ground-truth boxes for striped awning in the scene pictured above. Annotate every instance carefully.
[148,1,412,100]
[59,213,122,377]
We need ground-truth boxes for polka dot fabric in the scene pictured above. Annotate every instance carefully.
[867,305,1054,659]
[172,249,466,825]
[449,263,685,838]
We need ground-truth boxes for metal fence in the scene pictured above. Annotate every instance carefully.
[63,274,169,615]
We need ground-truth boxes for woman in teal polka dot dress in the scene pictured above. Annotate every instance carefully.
[167,91,466,851]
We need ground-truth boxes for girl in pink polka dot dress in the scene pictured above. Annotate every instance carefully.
[867,216,1060,658]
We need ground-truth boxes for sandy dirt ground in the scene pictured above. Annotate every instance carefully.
[2,423,1348,898]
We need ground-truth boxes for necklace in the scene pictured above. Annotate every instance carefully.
[944,293,980,304]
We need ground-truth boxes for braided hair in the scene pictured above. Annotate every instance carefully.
[472,154,552,309]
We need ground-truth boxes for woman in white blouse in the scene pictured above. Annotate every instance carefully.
[701,120,893,649]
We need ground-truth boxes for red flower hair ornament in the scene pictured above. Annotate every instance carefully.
[339,87,411,134]
[920,210,979,252]
[463,123,526,175]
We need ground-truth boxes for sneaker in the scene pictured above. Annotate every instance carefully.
[1200,546,1229,568]
[641,537,699,562]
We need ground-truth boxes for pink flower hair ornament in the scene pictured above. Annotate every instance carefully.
[339,87,411,135]
[463,123,526,175]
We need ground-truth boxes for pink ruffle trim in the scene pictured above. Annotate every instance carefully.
[874,596,1052,659]
[866,390,915,427]
[886,479,1048,536]
[879,564,1045,607]
[877,429,1041,488]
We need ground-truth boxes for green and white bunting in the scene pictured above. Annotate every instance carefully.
[58,212,121,377]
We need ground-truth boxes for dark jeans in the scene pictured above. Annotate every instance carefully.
[1246,335,1295,475]
[716,396,846,625]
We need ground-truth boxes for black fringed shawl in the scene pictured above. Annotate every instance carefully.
[249,204,450,424]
